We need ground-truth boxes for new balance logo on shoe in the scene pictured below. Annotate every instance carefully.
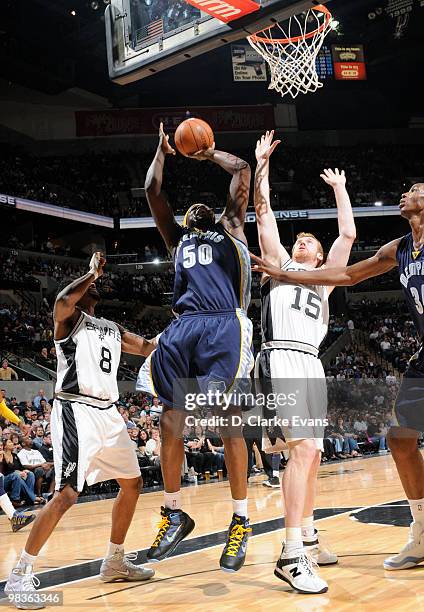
[289,566,302,578]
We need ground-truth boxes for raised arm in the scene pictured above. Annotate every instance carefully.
[117,326,159,357]
[254,131,288,267]
[145,123,183,252]
[54,252,105,330]
[191,146,251,243]
[324,169,357,269]
[252,238,400,287]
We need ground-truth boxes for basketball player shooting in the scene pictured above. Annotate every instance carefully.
[253,131,356,594]
[137,122,254,572]
[5,252,157,608]
[252,182,424,574]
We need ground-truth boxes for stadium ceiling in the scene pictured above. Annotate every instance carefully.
[0,0,423,125]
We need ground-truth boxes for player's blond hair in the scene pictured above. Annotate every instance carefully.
[295,232,324,267]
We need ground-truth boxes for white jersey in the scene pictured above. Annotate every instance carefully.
[260,258,329,357]
[55,310,121,408]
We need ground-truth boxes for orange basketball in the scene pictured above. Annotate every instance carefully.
[174,118,214,157]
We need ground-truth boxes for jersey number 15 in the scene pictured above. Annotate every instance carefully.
[290,287,322,320]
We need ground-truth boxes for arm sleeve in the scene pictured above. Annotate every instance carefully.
[0,400,21,425]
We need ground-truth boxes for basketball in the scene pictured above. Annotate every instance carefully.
[174,118,214,157]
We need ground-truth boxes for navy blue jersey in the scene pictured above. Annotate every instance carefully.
[397,233,424,338]
[172,222,251,315]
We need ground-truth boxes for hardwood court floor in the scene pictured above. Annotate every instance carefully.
[2,452,424,611]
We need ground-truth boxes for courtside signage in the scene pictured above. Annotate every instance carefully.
[184,0,260,23]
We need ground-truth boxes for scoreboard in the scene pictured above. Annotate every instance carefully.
[316,45,334,79]
[316,44,367,81]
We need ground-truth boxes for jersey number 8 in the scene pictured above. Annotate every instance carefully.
[100,347,112,373]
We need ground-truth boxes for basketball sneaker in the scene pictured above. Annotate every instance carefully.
[383,521,424,570]
[146,506,195,562]
[303,530,338,565]
[220,514,251,572]
[262,477,280,488]
[4,565,44,610]
[274,549,328,594]
[10,512,36,533]
[100,551,154,582]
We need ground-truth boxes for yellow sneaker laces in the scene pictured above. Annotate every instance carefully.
[151,515,171,548]
[226,523,252,557]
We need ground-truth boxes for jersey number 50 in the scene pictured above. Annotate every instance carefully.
[182,244,213,269]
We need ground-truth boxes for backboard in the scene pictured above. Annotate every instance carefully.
[106,0,327,84]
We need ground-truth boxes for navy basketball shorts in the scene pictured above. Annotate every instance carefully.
[137,309,254,410]
[394,352,424,432]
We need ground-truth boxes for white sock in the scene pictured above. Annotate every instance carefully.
[272,470,280,478]
[106,542,124,558]
[232,498,248,518]
[301,515,315,541]
[17,550,38,568]
[284,527,303,555]
[164,490,181,510]
[409,498,424,528]
[0,493,16,520]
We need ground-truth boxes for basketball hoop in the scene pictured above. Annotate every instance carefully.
[247,4,333,99]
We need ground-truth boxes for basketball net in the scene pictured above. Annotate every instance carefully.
[247,4,333,99]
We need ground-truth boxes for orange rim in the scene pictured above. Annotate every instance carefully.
[249,4,332,45]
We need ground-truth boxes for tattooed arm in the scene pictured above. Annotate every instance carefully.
[254,131,287,268]
[191,147,251,244]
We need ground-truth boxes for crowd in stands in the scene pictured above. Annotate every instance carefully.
[1,144,422,218]
[1,369,412,507]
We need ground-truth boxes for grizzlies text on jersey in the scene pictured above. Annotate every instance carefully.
[173,224,251,314]
[393,233,424,431]
[137,222,254,409]
[397,233,424,338]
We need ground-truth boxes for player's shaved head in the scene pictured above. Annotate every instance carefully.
[399,183,424,218]
[184,203,215,231]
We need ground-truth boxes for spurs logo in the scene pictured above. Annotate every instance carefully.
[64,462,76,479]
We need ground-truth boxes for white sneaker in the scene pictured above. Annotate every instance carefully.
[304,530,338,565]
[274,549,328,594]
[100,551,155,582]
[4,565,44,610]
[384,521,424,570]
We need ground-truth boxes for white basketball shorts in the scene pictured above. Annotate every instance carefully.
[257,349,327,450]
[51,399,140,492]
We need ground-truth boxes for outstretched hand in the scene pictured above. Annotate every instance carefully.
[250,252,283,280]
[189,143,216,161]
[255,130,281,163]
[89,251,106,280]
[158,122,176,156]
[320,168,346,188]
